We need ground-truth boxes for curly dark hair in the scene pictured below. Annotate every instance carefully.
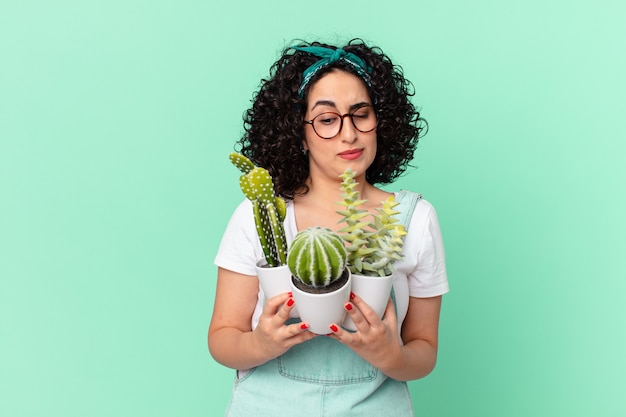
[236,38,427,199]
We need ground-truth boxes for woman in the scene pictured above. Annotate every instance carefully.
[209,39,449,416]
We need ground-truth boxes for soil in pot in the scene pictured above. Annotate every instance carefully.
[290,268,350,294]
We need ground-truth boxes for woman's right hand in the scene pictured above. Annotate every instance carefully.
[209,268,315,370]
[251,292,317,361]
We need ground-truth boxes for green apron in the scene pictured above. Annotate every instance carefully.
[225,336,414,416]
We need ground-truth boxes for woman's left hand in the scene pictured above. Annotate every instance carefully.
[328,293,402,373]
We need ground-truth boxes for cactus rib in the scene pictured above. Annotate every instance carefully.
[288,227,347,288]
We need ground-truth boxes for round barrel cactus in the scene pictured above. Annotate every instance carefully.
[288,227,348,288]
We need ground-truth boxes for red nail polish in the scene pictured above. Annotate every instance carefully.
[287,298,295,307]
[345,302,353,311]
[287,291,293,297]
[300,323,308,330]
[329,324,339,333]
[350,292,356,300]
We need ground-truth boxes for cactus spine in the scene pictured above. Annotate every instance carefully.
[336,168,406,277]
[287,227,347,288]
[230,153,287,267]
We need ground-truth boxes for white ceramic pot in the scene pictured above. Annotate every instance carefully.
[255,259,298,318]
[342,272,394,331]
[290,270,352,335]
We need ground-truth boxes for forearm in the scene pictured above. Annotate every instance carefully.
[208,268,280,370]
[380,295,442,381]
[377,338,438,381]
[208,327,273,371]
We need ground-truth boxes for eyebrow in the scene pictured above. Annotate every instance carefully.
[311,100,372,112]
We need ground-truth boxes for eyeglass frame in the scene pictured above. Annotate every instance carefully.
[303,105,377,140]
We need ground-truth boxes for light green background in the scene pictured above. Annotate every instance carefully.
[1,0,625,416]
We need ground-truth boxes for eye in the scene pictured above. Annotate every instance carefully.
[316,113,339,125]
[352,108,371,119]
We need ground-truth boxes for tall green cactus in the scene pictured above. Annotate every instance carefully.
[229,153,287,267]
[287,227,347,288]
[336,168,406,277]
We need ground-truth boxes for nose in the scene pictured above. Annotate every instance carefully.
[339,115,358,143]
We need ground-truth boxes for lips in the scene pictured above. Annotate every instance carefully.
[338,149,363,160]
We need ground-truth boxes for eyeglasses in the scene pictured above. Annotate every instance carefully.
[304,105,377,139]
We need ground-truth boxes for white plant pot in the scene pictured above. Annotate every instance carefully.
[342,272,394,331]
[290,270,352,335]
[255,260,298,318]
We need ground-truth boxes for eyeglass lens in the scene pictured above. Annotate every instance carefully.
[310,106,376,139]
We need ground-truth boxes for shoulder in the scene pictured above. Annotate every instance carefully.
[412,198,436,222]
[214,199,261,275]
[394,194,449,296]
[393,191,438,229]
[230,198,257,222]
[232,198,254,216]
[407,199,440,245]
[222,199,258,237]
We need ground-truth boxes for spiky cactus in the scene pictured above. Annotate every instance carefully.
[287,227,348,288]
[336,168,407,277]
[230,153,287,267]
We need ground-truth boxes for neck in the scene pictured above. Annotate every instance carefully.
[301,172,370,200]
[293,171,390,232]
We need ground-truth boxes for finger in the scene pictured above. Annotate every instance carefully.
[343,300,368,330]
[381,298,397,324]
[261,291,292,316]
[283,324,318,347]
[278,321,316,348]
[286,321,312,335]
[349,292,380,325]
[274,296,296,322]
[328,322,353,343]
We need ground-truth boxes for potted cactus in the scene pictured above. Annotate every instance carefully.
[287,227,352,334]
[336,168,407,330]
[230,152,287,267]
[229,153,296,315]
[229,155,404,332]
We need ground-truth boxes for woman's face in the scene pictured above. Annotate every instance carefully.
[303,70,377,183]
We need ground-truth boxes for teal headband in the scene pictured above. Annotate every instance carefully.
[293,46,372,98]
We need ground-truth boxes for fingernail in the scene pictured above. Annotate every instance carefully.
[300,323,309,330]
[329,324,339,333]
[287,298,295,307]
[344,302,353,311]
[287,291,293,297]
[350,292,356,300]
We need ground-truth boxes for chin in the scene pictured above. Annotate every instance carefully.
[338,160,371,177]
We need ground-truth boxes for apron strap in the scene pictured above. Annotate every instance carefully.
[394,190,422,229]
[390,190,422,314]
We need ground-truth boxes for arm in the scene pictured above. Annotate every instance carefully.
[330,294,442,381]
[393,295,442,380]
[208,267,316,370]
